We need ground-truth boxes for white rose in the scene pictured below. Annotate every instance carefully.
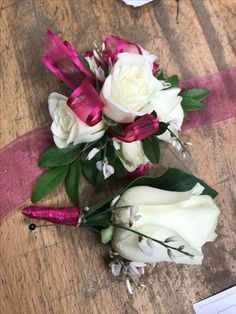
[101,52,161,123]
[117,140,148,172]
[122,0,154,7]
[154,87,184,129]
[101,52,183,125]
[112,184,220,264]
[48,93,105,148]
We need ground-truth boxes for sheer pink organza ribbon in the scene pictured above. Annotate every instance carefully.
[42,30,95,89]
[181,67,236,130]
[0,126,53,220]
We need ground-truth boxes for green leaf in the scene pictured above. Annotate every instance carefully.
[142,136,160,164]
[60,82,72,96]
[156,122,168,136]
[166,75,179,87]
[180,88,209,101]
[82,159,104,186]
[80,137,106,186]
[181,97,205,112]
[106,145,125,179]
[129,168,218,198]
[85,211,112,228]
[78,55,94,76]
[65,159,82,206]
[31,166,68,203]
[101,225,114,244]
[38,145,81,168]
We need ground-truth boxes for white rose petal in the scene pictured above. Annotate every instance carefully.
[118,140,148,172]
[112,184,220,264]
[48,93,105,148]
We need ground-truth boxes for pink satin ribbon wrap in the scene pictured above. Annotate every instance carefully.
[22,206,80,226]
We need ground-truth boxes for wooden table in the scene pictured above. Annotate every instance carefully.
[1,0,236,313]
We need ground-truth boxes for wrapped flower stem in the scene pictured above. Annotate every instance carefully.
[22,168,220,293]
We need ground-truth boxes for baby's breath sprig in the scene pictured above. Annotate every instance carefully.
[115,224,194,258]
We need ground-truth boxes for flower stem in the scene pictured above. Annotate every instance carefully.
[167,127,191,156]
[115,224,194,258]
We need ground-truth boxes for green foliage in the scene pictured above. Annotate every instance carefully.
[60,82,72,96]
[166,75,179,87]
[65,159,82,206]
[155,122,169,136]
[180,88,208,112]
[38,145,81,168]
[142,136,160,164]
[31,166,68,203]
[80,138,105,186]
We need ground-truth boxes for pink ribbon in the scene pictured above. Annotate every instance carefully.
[104,34,143,63]
[104,35,159,71]
[67,80,104,126]
[181,67,236,130]
[111,114,159,142]
[0,126,53,220]
[42,30,95,89]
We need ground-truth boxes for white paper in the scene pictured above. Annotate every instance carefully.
[122,0,154,7]
[193,286,236,314]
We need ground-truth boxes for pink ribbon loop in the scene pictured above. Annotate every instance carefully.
[42,30,95,90]
[104,35,143,63]
[67,80,104,126]
[111,114,159,143]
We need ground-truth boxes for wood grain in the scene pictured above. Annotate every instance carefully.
[0,0,236,313]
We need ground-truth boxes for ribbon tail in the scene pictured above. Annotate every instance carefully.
[181,67,236,130]
[42,29,95,90]
[104,34,143,63]
[0,126,53,220]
